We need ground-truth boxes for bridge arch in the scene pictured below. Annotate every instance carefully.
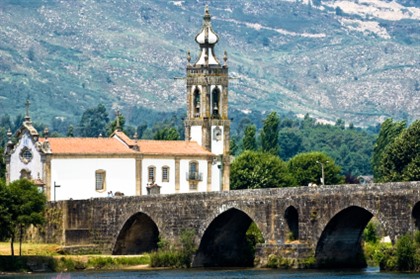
[412,201,420,230]
[112,212,159,255]
[315,205,374,268]
[193,207,264,267]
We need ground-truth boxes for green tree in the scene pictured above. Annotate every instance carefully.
[372,119,406,181]
[66,125,74,137]
[278,128,303,160]
[230,135,240,156]
[0,147,6,180]
[8,179,46,256]
[288,152,344,186]
[395,234,416,271]
[79,104,109,137]
[231,151,295,190]
[380,120,420,182]
[242,124,257,151]
[0,180,12,241]
[261,112,280,155]
[153,127,180,140]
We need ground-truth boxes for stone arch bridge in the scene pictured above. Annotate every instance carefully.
[43,182,420,268]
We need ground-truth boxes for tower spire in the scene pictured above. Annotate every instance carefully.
[185,6,230,191]
[194,5,220,66]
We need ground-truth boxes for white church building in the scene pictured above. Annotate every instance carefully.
[4,6,231,201]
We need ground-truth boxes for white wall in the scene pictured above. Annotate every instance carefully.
[211,163,222,191]
[211,125,224,155]
[141,158,175,195]
[50,158,136,201]
[190,125,202,145]
[9,133,43,182]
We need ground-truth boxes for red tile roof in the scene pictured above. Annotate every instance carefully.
[138,140,213,156]
[45,138,136,154]
[42,136,213,157]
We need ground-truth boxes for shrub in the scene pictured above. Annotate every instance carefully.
[396,234,416,271]
[150,229,197,268]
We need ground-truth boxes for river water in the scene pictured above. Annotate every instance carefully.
[3,267,419,279]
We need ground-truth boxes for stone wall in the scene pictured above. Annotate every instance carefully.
[39,181,420,267]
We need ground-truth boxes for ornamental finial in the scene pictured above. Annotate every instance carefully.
[224,50,228,66]
[43,127,49,140]
[115,110,121,131]
[25,97,31,121]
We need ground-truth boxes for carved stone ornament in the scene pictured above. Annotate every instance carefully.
[19,147,33,164]
[213,127,222,141]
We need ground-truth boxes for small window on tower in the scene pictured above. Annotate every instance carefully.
[193,89,201,117]
[95,170,106,192]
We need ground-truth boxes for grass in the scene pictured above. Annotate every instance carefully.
[0,242,61,256]
[0,242,151,272]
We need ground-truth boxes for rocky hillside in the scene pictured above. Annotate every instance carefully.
[0,0,418,127]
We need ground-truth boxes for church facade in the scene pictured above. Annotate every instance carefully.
[4,6,230,201]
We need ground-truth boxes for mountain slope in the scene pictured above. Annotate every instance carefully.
[0,0,418,127]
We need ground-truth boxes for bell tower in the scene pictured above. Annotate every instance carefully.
[184,5,230,191]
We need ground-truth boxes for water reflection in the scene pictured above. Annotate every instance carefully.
[3,267,420,279]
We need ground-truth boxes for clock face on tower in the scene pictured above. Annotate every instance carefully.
[213,127,222,141]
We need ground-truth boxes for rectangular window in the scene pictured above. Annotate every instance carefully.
[95,170,106,191]
[148,166,155,182]
[162,166,169,182]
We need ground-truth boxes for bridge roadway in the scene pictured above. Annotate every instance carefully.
[43,181,420,267]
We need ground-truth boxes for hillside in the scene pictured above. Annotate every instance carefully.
[0,0,418,127]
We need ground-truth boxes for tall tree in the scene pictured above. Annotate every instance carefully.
[8,179,46,256]
[278,128,303,160]
[288,151,344,186]
[153,126,180,140]
[380,120,420,182]
[261,112,280,155]
[372,119,406,181]
[0,180,12,242]
[79,104,109,137]
[230,151,295,190]
[242,124,257,151]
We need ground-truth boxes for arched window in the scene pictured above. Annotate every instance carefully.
[212,87,220,117]
[193,88,201,117]
[148,166,156,183]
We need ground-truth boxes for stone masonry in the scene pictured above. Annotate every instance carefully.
[40,181,420,267]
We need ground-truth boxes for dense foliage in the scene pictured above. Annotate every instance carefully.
[150,229,197,268]
[371,119,407,181]
[230,151,295,190]
[288,152,344,186]
[232,112,376,178]
[379,120,420,182]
